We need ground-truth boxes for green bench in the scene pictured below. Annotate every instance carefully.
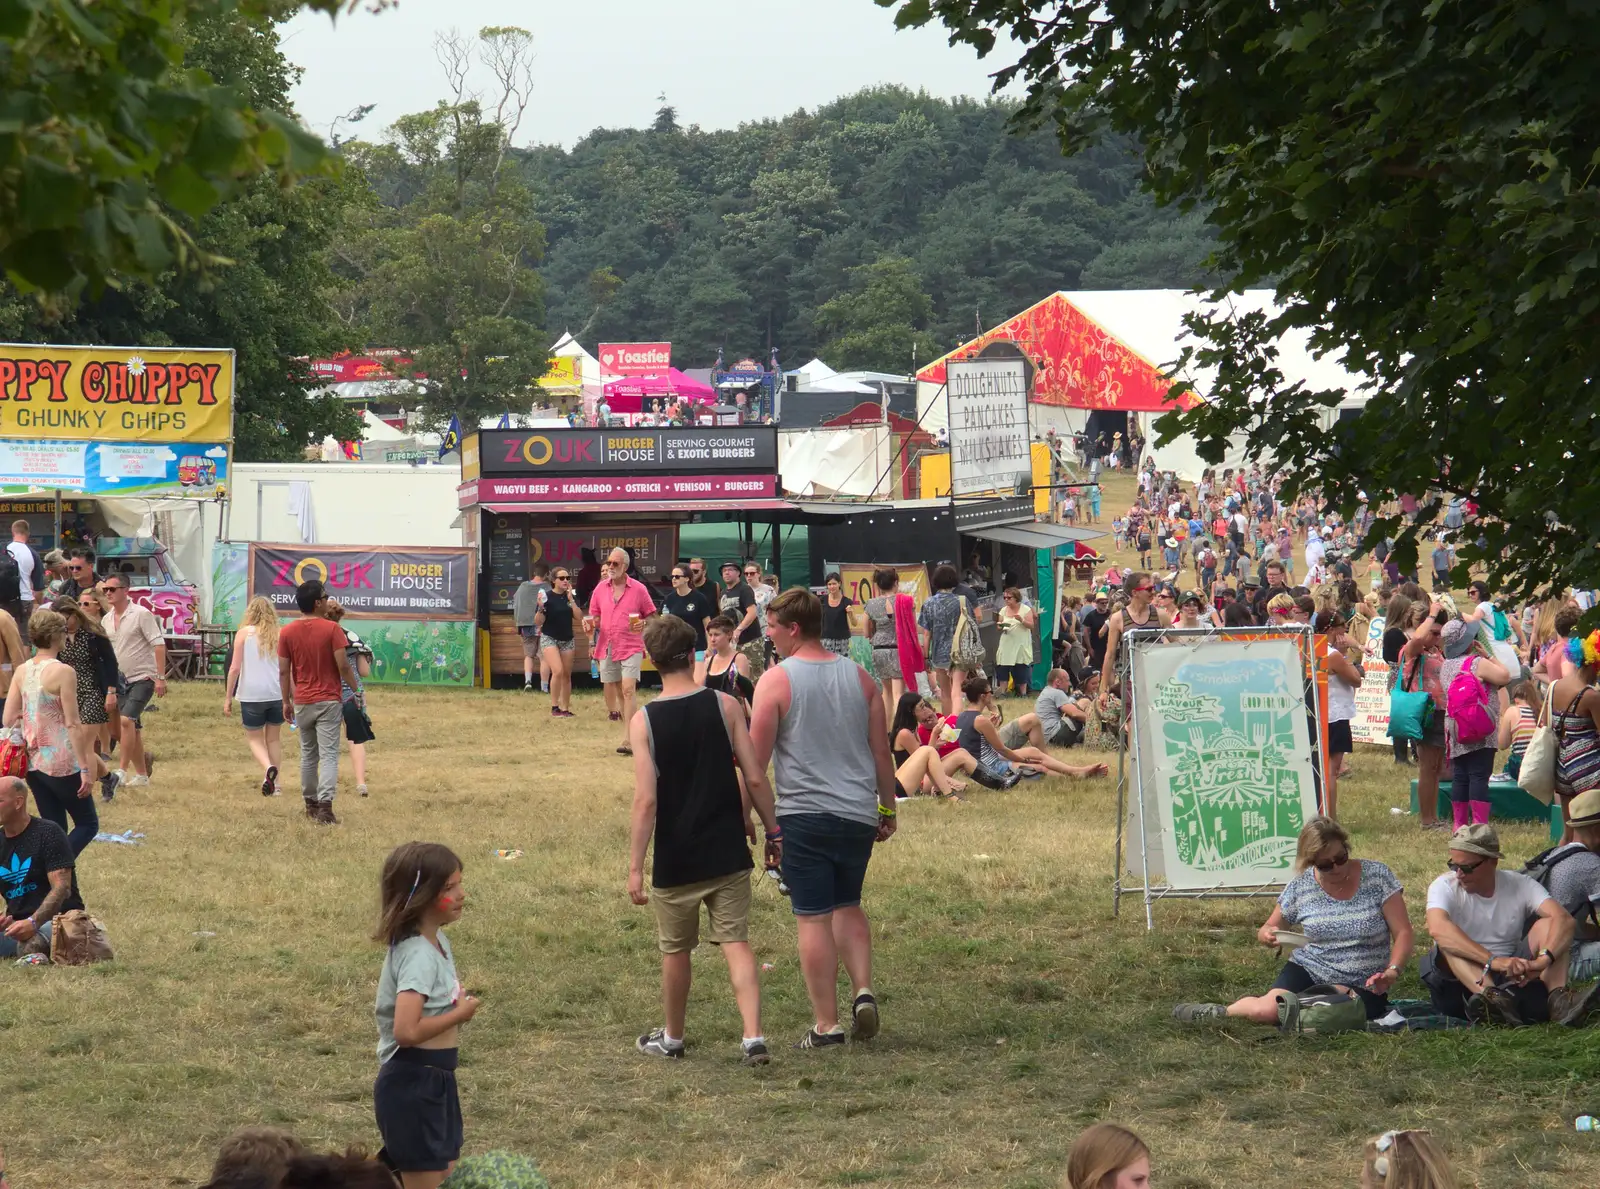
[1409,777,1562,840]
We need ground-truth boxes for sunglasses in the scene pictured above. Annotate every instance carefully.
[1448,858,1488,874]
[690,567,703,574]
[553,574,570,581]
[1313,851,1350,872]
[1134,585,1154,593]
[671,573,687,580]
[607,560,626,568]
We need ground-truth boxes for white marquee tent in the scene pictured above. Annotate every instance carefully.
[917,289,1370,481]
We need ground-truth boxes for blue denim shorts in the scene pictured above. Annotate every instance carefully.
[779,811,878,917]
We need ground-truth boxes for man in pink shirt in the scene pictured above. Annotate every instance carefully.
[585,546,656,756]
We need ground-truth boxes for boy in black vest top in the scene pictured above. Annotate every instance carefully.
[628,614,782,1065]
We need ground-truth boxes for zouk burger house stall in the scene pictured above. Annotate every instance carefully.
[457,425,784,686]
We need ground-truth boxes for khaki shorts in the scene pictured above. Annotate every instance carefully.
[598,653,643,683]
[652,870,752,953]
[518,627,540,658]
[999,718,1031,750]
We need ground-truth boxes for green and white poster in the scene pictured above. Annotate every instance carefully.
[1128,635,1318,890]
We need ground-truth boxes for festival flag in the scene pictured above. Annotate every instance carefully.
[439,414,461,458]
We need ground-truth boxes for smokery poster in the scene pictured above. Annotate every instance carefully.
[1129,635,1319,889]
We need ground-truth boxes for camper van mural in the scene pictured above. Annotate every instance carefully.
[95,537,198,636]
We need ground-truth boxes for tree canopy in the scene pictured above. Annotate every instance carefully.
[0,4,362,460]
[514,87,1213,368]
[883,0,1600,600]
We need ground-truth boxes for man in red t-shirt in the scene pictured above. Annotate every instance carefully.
[278,579,358,824]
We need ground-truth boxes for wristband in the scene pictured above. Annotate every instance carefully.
[766,828,782,840]
[877,804,896,818]
[1539,947,1554,963]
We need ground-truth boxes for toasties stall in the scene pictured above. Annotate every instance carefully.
[458,426,783,685]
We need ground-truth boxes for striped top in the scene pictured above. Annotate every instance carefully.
[1509,704,1537,759]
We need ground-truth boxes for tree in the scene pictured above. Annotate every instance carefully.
[523,87,1208,366]
[882,0,1600,600]
[0,0,367,295]
[335,27,547,430]
[814,256,933,373]
[0,5,363,460]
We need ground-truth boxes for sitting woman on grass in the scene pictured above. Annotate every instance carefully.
[954,675,1108,783]
[1173,817,1412,1024]
[888,692,973,798]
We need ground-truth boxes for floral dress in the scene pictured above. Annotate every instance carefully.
[917,591,962,669]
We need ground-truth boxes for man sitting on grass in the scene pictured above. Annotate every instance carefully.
[627,614,781,1066]
[1421,824,1578,1026]
[0,774,82,958]
[998,668,1091,752]
[1523,787,1600,1025]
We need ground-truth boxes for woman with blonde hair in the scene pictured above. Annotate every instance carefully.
[1063,1123,1150,1189]
[3,609,96,854]
[1174,816,1411,1024]
[74,588,119,759]
[1361,1130,1459,1189]
[224,596,285,797]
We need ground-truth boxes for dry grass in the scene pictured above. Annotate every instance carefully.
[5,475,1599,1188]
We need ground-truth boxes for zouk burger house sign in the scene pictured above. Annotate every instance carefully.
[249,545,476,620]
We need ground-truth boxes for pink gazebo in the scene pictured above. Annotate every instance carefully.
[602,368,715,413]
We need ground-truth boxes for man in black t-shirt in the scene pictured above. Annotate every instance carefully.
[687,556,719,604]
[627,615,779,1064]
[1080,591,1111,673]
[661,566,715,657]
[0,776,82,957]
[716,561,761,673]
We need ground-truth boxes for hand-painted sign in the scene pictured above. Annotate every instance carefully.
[249,544,475,620]
[0,343,232,442]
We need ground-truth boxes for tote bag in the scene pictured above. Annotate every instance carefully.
[1518,683,1559,806]
[1387,656,1434,742]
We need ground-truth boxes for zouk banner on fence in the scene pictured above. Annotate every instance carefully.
[249,544,476,620]
[1127,631,1320,890]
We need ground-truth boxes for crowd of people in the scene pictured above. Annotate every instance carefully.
[8,450,1598,1189]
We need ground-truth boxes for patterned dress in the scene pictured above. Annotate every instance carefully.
[59,629,108,725]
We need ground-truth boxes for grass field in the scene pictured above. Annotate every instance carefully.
[7,475,1600,1189]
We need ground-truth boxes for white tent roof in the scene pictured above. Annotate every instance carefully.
[360,409,409,441]
[790,357,875,394]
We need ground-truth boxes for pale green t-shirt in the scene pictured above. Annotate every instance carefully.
[375,932,461,1063]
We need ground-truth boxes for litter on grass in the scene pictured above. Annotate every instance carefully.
[93,830,145,846]
[493,848,524,860]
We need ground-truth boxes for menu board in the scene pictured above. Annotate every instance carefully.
[487,514,529,611]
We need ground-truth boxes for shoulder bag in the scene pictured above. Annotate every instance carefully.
[1386,655,1434,742]
[1518,683,1567,806]
[951,596,987,671]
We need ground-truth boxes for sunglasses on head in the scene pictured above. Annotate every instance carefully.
[1314,850,1350,872]
[1448,858,1487,874]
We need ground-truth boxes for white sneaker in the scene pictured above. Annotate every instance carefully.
[125,774,150,788]
[357,783,369,797]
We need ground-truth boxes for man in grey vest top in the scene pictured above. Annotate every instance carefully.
[750,588,898,1049]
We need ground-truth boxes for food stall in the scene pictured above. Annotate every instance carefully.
[458,425,786,686]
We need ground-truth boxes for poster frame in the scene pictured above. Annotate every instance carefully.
[1112,623,1323,930]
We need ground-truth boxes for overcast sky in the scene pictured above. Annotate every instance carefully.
[281,0,1015,147]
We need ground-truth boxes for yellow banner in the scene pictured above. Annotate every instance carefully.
[827,561,931,635]
[0,343,233,443]
[538,357,581,389]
